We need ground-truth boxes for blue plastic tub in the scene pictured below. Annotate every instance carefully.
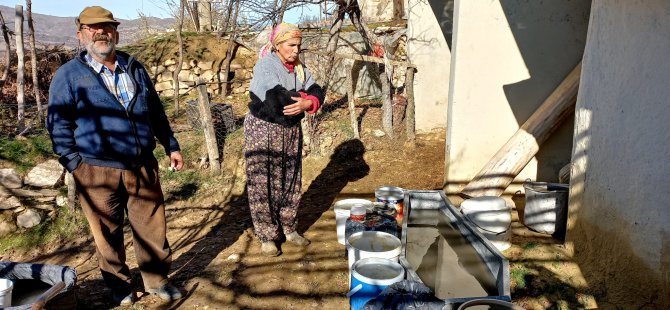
[348,257,405,310]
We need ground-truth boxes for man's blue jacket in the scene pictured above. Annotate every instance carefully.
[47,50,180,172]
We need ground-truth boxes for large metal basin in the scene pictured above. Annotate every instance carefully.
[400,190,511,309]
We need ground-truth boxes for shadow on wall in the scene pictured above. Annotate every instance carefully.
[427,0,454,49]
[498,0,591,182]
[568,92,669,307]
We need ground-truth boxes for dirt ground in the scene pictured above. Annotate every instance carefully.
[0,97,445,309]
[0,95,600,310]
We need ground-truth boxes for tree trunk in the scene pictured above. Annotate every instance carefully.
[217,0,232,38]
[304,0,347,155]
[173,0,185,116]
[348,6,394,137]
[222,0,240,96]
[319,1,323,26]
[0,12,11,84]
[346,65,360,139]
[196,78,221,173]
[277,0,289,24]
[185,0,200,31]
[322,7,345,92]
[26,0,42,124]
[460,62,582,198]
[15,5,26,133]
[379,64,393,137]
[404,67,415,140]
[270,0,280,28]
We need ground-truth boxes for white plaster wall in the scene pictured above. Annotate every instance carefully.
[407,0,450,132]
[444,0,589,194]
[568,0,670,306]
[360,0,395,22]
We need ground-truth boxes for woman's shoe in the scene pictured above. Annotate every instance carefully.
[285,231,311,246]
[261,241,281,256]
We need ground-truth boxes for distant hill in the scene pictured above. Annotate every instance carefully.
[0,5,175,52]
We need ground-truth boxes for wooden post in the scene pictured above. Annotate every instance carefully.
[0,12,11,84]
[173,0,185,116]
[461,62,582,198]
[405,67,416,140]
[15,5,26,132]
[345,64,360,139]
[27,0,43,124]
[308,51,417,69]
[380,65,393,138]
[29,281,65,310]
[66,172,76,213]
[196,78,221,173]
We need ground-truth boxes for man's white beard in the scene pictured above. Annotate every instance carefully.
[86,38,115,60]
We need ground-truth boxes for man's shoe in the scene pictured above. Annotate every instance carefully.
[111,290,135,306]
[147,283,183,301]
[285,231,311,246]
[261,241,281,256]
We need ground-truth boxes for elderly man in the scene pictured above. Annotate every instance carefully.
[47,6,183,305]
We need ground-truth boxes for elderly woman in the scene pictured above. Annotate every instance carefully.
[245,23,324,256]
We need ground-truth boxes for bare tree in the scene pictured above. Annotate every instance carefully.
[270,0,280,27]
[0,11,11,85]
[344,1,393,136]
[216,0,232,38]
[185,0,201,31]
[15,5,26,133]
[277,0,290,24]
[333,0,394,137]
[173,0,186,116]
[26,0,43,124]
[322,0,347,91]
[222,0,241,96]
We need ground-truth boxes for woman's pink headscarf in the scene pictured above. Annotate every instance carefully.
[259,23,305,82]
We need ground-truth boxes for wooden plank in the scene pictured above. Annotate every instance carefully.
[405,67,416,140]
[460,61,582,198]
[345,65,360,139]
[30,282,65,310]
[306,50,417,68]
[196,78,221,173]
[66,172,76,212]
[8,188,59,198]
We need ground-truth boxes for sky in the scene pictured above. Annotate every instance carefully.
[0,0,315,23]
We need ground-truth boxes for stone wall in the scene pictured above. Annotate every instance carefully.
[149,54,254,97]
[0,160,66,237]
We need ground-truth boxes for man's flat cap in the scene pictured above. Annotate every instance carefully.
[76,6,120,28]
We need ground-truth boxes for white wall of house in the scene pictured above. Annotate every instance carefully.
[568,0,670,307]
[406,0,451,132]
[444,0,589,194]
[359,0,396,22]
